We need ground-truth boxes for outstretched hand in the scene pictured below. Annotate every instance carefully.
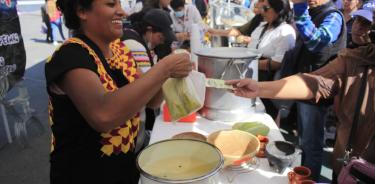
[225,79,260,98]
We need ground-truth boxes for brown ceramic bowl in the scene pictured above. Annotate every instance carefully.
[171,132,207,142]
[207,130,260,167]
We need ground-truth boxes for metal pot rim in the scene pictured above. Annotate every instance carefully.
[195,47,260,60]
[136,139,224,183]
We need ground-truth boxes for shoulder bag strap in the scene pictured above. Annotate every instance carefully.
[346,66,369,153]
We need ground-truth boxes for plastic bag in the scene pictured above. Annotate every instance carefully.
[162,71,206,121]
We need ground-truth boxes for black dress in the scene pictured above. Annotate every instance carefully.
[45,35,140,184]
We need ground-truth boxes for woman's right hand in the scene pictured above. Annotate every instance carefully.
[162,53,193,78]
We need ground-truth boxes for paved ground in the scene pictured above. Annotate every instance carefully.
[0,9,66,184]
[0,7,333,184]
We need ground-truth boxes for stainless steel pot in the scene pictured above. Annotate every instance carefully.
[137,139,224,184]
[196,47,260,121]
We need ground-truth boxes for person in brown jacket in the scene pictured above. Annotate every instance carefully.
[226,7,375,182]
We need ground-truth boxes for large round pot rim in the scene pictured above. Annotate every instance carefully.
[195,47,259,59]
[136,139,224,183]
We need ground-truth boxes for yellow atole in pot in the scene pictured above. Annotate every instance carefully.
[137,139,224,184]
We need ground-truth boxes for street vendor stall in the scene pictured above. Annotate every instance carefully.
[148,98,299,184]
[137,45,301,184]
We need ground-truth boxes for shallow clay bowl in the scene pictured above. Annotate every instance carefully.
[207,130,260,167]
[171,132,207,142]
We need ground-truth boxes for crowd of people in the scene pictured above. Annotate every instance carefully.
[226,0,375,182]
[44,0,375,183]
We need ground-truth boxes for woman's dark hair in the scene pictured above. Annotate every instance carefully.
[370,24,375,43]
[170,0,185,10]
[143,0,171,12]
[133,21,163,35]
[56,0,94,30]
[129,10,163,35]
[144,0,161,9]
[267,0,292,28]
[247,14,264,36]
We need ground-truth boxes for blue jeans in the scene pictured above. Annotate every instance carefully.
[51,18,65,42]
[297,102,328,181]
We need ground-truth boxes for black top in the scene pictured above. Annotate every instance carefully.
[45,35,139,184]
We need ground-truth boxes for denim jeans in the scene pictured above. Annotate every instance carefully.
[297,102,328,181]
[51,18,65,42]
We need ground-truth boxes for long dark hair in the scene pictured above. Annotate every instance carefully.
[370,24,375,44]
[144,0,161,9]
[56,0,94,30]
[267,0,292,28]
[128,9,163,35]
[170,0,185,10]
[133,21,163,36]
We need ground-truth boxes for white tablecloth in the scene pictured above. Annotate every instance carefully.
[148,107,300,184]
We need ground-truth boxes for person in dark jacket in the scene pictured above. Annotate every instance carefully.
[271,0,347,181]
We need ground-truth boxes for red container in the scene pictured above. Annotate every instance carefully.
[163,104,196,123]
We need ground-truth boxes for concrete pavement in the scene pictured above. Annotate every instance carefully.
[0,9,67,184]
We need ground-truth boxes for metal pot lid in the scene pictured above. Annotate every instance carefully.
[136,139,224,183]
[195,47,259,59]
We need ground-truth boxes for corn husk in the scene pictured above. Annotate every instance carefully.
[232,122,270,136]
[162,78,201,121]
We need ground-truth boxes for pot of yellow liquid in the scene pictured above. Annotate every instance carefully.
[136,139,224,184]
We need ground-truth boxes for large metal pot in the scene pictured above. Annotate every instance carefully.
[137,139,224,184]
[196,47,260,121]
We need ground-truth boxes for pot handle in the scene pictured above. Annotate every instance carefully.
[288,171,295,183]
[220,57,259,80]
[240,59,255,79]
[219,58,234,79]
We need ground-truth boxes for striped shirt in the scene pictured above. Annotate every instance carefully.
[293,2,343,53]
